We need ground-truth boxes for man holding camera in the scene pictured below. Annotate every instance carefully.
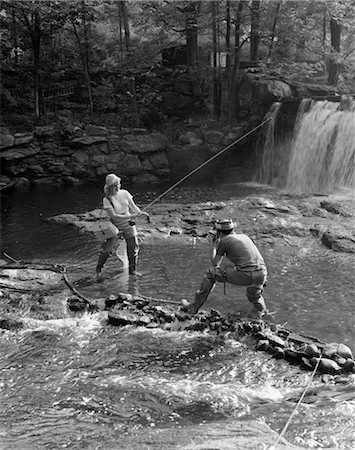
[181,219,268,319]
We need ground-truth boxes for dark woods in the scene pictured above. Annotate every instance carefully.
[1,0,354,130]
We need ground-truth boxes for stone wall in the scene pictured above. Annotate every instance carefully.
[0,121,257,189]
[0,125,170,188]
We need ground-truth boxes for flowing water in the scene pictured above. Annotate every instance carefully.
[0,181,354,449]
[257,97,355,193]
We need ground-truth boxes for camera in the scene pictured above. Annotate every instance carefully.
[207,229,217,241]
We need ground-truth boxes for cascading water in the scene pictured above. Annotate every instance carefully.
[257,96,355,194]
[255,102,282,185]
[286,97,355,193]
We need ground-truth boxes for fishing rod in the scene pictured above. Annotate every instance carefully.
[140,116,273,213]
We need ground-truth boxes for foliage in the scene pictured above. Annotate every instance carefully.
[1,0,354,129]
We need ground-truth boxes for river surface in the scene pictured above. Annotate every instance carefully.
[0,181,354,449]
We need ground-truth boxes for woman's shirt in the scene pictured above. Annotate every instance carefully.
[103,190,134,230]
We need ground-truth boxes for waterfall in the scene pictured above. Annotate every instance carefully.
[255,102,282,185]
[285,98,355,193]
[257,96,355,194]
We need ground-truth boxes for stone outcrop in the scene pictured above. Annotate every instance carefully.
[0,121,256,189]
[48,193,355,254]
[0,125,170,187]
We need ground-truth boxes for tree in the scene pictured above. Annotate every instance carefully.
[250,0,260,61]
[1,0,66,116]
[66,1,95,113]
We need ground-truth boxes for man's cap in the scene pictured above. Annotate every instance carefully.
[105,173,121,186]
[215,219,234,231]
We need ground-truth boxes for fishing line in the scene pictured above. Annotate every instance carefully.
[268,354,322,450]
[140,117,273,213]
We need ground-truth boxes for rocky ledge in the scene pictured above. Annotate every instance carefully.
[48,192,355,253]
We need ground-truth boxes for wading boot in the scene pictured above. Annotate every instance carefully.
[128,255,141,276]
[95,251,110,279]
[181,275,216,314]
[247,298,267,320]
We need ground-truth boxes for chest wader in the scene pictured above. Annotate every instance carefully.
[95,236,117,275]
[96,235,139,276]
[126,236,139,275]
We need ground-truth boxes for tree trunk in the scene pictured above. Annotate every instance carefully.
[83,11,94,113]
[130,77,139,127]
[32,10,41,117]
[220,0,231,121]
[12,10,18,65]
[71,20,93,113]
[328,17,341,85]
[119,0,130,52]
[250,0,260,61]
[185,1,199,67]
[228,1,243,125]
[211,1,218,118]
[268,1,281,60]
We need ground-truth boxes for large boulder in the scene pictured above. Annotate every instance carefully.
[120,133,169,154]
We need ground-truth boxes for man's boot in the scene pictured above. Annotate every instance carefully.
[247,297,266,320]
[181,275,216,314]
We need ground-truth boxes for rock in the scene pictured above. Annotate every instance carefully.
[85,125,109,136]
[305,343,321,357]
[120,153,142,176]
[256,339,269,351]
[0,146,40,160]
[0,318,23,330]
[201,130,224,145]
[108,310,138,326]
[67,296,87,312]
[14,133,34,146]
[72,150,89,163]
[342,359,355,373]
[0,133,15,149]
[271,346,285,359]
[321,231,355,253]
[120,133,169,154]
[312,357,342,375]
[323,342,353,360]
[70,136,108,146]
[34,126,56,138]
[320,200,353,217]
[105,294,124,308]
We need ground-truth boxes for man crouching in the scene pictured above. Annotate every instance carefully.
[181,219,268,319]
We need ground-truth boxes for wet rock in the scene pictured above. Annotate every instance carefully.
[0,317,23,330]
[136,314,151,326]
[321,231,355,253]
[342,359,355,373]
[305,343,321,357]
[320,200,353,217]
[105,294,124,308]
[271,346,285,359]
[67,296,87,312]
[323,342,353,360]
[108,310,138,326]
[256,339,269,351]
[312,357,342,375]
